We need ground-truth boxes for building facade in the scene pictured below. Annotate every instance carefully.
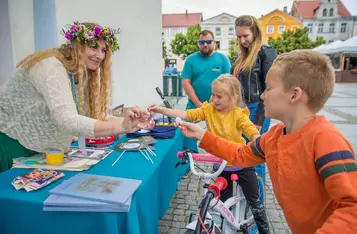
[291,0,353,43]
[201,13,237,55]
[162,12,202,56]
[259,7,302,44]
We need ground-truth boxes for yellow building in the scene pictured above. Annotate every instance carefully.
[259,8,302,44]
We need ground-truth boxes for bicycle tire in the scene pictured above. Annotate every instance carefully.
[184,225,222,234]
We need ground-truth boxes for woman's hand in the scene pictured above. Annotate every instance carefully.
[122,107,155,133]
[175,120,206,141]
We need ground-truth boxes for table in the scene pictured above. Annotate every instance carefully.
[0,130,188,234]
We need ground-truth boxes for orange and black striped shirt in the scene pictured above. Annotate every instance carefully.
[199,116,357,234]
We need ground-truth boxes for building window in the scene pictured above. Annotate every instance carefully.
[323,9,327,17]
[329,23,335,33]
[228,27,235,35]
[307,23,313,33]
[215,27,221,36]
[341,22,347,33]
[318,23,324,33]
[278,25,285,34]
[329,8,334,17]
[267,26,274,34]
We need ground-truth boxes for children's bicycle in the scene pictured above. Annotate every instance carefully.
[176,151,266,234]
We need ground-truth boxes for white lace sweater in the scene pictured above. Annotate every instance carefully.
[0,57,97,153]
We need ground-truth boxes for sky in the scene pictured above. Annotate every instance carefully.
[162,0,357,20]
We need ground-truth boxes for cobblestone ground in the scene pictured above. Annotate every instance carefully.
[159,84,357,233]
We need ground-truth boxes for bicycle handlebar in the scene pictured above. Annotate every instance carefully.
[177,151,227,179]
[208,177,228,197]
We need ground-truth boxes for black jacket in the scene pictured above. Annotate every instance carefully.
[230,45,277,126]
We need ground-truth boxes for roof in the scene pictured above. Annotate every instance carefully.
[162,13,203,28]
[293,0,351,19]
[259,9,301,22]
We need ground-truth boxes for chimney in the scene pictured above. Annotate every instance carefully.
[283,6,287,13]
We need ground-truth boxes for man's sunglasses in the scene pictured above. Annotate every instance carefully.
[198,40,213,45]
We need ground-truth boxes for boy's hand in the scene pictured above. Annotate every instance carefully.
[175,120,206,141]
[148,104,163,113]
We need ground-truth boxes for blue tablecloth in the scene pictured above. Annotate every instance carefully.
[0,130,188,234]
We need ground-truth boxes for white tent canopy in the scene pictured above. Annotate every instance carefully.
[315,36,357,54]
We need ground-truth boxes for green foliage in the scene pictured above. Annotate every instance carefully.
[170,24,201,59]
[268,27,326,54]
[162,32,167,59]
[228,39,240,64]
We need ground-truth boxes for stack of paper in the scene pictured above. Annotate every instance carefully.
[43,173,141,213]
[12,149,113,171]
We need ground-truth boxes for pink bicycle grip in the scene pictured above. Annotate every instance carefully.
[177,152,224,163]
[177,152,184,158]
[208,177,228,197]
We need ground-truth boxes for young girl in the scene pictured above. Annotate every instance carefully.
[148,74,270,234]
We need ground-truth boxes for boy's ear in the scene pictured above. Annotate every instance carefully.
[290,87,303,103]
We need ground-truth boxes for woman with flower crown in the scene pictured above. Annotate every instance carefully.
[0,22,153,173]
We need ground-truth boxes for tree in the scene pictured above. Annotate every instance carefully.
[268,27,326,54]
[170,33,187,58]
[162,32,167,59]
[228,39,240,64]
[170,24,201,59]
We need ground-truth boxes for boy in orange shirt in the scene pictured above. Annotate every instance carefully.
[176,50,357,234]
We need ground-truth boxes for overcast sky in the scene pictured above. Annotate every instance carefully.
[162,0,357,20]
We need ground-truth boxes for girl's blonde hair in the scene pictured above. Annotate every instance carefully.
[212,74,244,109]
[233,15,263,76]
[17,22,112,121]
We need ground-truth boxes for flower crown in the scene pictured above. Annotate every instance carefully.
[61,22,121,53]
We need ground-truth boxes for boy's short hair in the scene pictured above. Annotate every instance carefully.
[273,50,335,112]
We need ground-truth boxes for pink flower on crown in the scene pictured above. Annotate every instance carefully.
[85,31,95,40]
[65,32,74,40]
[93,25,103,36]
[69,24,79,33]
[109,28,113,34]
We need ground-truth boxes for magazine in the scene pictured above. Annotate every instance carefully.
[12,169,64,192]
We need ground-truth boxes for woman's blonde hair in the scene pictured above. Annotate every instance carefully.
[212,74,244,109]
[233,15,263,76]
[17,22,112,121]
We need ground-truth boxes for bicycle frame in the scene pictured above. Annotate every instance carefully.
[178,152,255,232]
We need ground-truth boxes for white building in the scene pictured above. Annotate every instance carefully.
[201,13,237,55]
[291,0,354,43]
[162,12,202,56]
[0,0,162,107]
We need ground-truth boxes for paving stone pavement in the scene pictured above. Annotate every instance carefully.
[158,83,357,234]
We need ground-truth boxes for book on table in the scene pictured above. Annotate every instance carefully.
[48,173,141,206]
[44,180,132,212]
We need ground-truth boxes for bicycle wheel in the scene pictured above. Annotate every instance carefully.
[184,225,222,234]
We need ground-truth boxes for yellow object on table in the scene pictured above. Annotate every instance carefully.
[46,150,64,165]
